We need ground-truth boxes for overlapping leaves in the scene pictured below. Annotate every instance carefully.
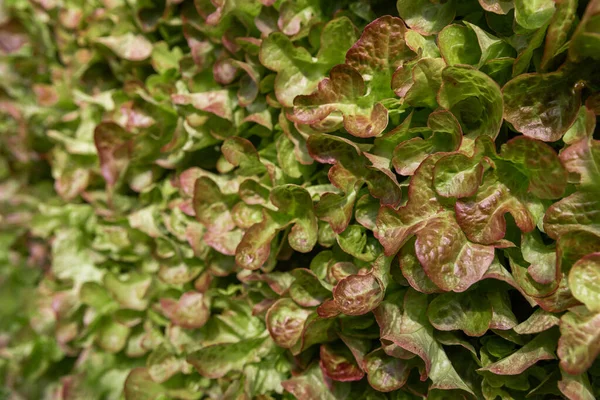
[1,0,600,399]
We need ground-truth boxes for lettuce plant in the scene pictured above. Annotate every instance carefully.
[0,0,599,399]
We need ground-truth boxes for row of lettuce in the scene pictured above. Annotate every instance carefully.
[0,0,599,399]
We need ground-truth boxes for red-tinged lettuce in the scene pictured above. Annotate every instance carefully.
[502,70,583,142]
[362,348,418,392]
[235,183,318,270]
[479,329,558,375]
[569,253,600,312]
[291,16,416,137]
[319,342,364,382]
[374,289,474,394]
[260,16,359,107]
[540,0,578,72]
[376,155,496,292]
[2,0,600,399]
[558,306,600,375]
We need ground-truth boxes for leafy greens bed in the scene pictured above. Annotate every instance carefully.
[1,0,600,399]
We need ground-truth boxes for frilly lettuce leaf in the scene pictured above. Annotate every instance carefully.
[260,17,358,107]
[4,0,600,398]
[291,16,415,138]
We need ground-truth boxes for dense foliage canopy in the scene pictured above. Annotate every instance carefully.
[1,0,600,399]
